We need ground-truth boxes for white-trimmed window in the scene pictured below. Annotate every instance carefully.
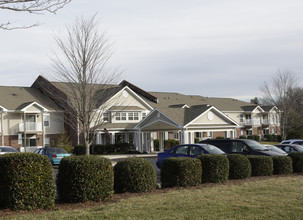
[115,112,126,121]
[43,114,50,127]
[44,137,50,147]
[173,132,179,140]
[128,112,139,121]
[103,112,109,121]
[142,112,147,119]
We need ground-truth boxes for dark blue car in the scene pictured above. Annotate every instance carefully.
[156,144,225,169]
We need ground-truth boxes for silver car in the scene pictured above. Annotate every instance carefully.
[0,146,18,155]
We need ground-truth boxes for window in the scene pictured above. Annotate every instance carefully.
[115,112,126,121]
[43,114,50,127]
[240,114,244,122]
[231,141,248,153]
[246,130,253,136]
[173,132,179,140]
[142,112,147,119]
[103,112,109,121]
[190,146,204,156]
[44,137,50,148]
[175,145,189,155]
[128,112,139,121]
[245,115,251,120]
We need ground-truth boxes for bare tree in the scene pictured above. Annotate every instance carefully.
[260,68,299,140]
[0,0,70,30]
[47,15,120,155]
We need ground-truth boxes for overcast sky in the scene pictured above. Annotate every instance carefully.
[1,0,303,101]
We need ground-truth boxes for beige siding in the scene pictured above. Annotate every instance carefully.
[45,112,64,134]
[191,110,231,125]
[3,113,20,135]
[26,105,42,112]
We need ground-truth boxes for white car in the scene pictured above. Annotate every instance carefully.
[0,146,18,155]
[280,139,303,145]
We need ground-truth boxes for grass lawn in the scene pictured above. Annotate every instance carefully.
[2,175,303,219]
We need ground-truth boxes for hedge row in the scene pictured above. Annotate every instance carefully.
[1,153,303,210]
[160,154,298,188]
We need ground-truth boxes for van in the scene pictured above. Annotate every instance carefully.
[199,139,285,156]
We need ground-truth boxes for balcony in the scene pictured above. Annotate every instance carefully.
[19,122,42,132]
[240,119,261,127]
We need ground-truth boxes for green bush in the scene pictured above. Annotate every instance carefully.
[73,145,86,155]
[227,154,251,179]
[114,158,156,193]
[247,156,273,176]
[247,135,260,141]
[154,139,159,151]
[272,156,293,175]
[164,139,180,151]
[57,156,114,203]
[161,157,202,188]
[288,152,303,173]
[215,136,224,139]
[239,135,247,139]
[0,153,55,210]
[197,154,229,183]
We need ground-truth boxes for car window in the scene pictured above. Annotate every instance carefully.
[45,148,68,154]
[293,141,303,145]
[231,141,247,153]
[175,146,189,155]
[284,146,296,153]
[202,144,226,154]
[190,146,204,156]
[282,141,290,144]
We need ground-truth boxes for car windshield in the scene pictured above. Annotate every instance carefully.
[267,145,287,154]
[0,148,17,152]
[245,140,268,151]
[202,144,225,154]
[45,148,68,154]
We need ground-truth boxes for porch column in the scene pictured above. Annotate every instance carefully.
[111,132,115,144]
[159,132,164,152]
[180,129,185,144]
[149,133,154,152]
[23,112,27,152]
[138,129,142,152]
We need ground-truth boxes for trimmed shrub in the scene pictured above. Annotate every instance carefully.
[227,154,251,179]
[114,158,156,193]
[164,139,179,151]
[197,154,229,183]
[247,156,273,176]
[161,157,202,188]
[0,153,55,210]
[73,145,86,155]
[57,156,114,203]
[272,156,293,175]
[239,135,247,139]
[288,152,303,173]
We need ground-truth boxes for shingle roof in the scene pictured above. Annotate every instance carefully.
[0,86,61,111]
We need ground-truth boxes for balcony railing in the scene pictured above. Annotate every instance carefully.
[19,122,42,132]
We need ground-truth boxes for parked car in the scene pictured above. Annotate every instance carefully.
[275,144,303,154]
[280,139,303,145]
[0,146,18,155]
[33,147,72,165]
[156,143,225,169]
[199,139,286,156]
[263,144,287,156]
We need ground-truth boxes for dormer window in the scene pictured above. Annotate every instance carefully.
[103,112,109,121]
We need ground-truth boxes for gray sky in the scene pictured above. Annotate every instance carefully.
[1,0,303,101]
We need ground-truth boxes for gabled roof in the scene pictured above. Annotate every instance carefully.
[0,86,61,111]
[261,105,276,112]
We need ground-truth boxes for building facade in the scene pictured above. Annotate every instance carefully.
[0,76,280,152]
